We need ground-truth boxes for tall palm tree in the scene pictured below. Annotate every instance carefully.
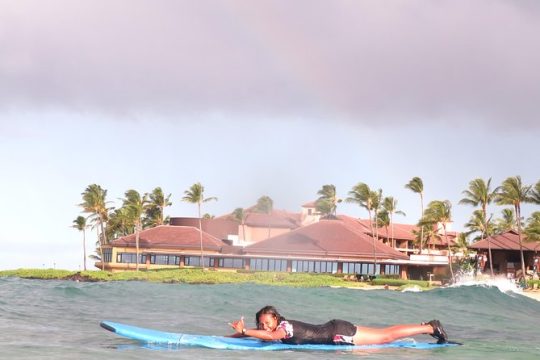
[72,216,88,271]
[232,208,248,243]
[182,183,217,268]
[423,200,455,283]
[495,176,533,279]
[79,184,109,270]
[122,189,149,271]
[405,177,425,253]
[315,184,342,218]
[255,195,274,238]
[346,183,378,272]
[144,187,172,227]
[459,178,497,276]
[383,196,406,248]
[496,176,532,277]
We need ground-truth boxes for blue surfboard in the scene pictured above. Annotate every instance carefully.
[101,321,461,351]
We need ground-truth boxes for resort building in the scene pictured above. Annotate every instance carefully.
[469,230,540,278]
[97,202,457,280]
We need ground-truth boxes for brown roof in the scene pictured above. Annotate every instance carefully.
[245,210,300,229]
[111,225,225,251]
[244,219,408,260]
[469,231,540,251]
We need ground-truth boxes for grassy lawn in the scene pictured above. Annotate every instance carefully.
[0,268,442,290]
[0,268,371,288]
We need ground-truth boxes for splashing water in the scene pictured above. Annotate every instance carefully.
[450,273,523,296]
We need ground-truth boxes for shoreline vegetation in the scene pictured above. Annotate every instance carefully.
[0,268,432,290]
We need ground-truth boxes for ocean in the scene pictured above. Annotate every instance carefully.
[1,277,539,359]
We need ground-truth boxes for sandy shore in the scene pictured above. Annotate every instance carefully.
[522,290,540,302]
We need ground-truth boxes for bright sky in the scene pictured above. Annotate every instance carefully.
[1,1,539,270]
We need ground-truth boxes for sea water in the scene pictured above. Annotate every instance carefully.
[1,277,539,359]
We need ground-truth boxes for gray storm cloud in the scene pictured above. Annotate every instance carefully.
[1,0,539,128]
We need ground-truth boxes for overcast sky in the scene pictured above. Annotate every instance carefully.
[1,1,539,270]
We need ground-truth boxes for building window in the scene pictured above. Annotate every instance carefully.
[292,260,337,273]
[116,252,146,264]
[150,254,180,265]
[218,258,244,269]
[184,256,211,267]
[342,262,381,275]
[102,248,112,263]
[250,258,287,272]
[384,264,400,275]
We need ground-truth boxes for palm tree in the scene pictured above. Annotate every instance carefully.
[423,200,455,283]
[232,208,248,243]
[494,208,516,234]
[405,177,425,253]
[72,216,88,271]
[106,207,133,239]
[459,178,497,276]
[531,180,540,204]
[413,222,440,252]
[524,212,540,243]
[315,184,342,218]
[464,210,494,242]
[376,209,390,246]
[382,196,406,248]
[182,183,217,268]
[346,183,378,272]
[495,176,533,279]
[371,189,383,243]
[79,184,109,270]
[122,189,149,271]
[144,187,172,227]
[255,195,274,238]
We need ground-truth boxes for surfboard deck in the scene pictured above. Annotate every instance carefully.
[101,321,461,351]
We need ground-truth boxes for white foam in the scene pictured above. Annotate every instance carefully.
[401,285,423,293]
[450,274,523,295]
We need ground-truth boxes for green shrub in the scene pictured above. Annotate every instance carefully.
[371,278,431,288]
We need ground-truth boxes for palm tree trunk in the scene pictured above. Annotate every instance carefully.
[198,202,204,269]
[482,207,494,277]
[135,222,140,271]
[390,212,395,248]
[368,209,377,273]
[444,225,455,283]
[419,195,424,254]
[83,229,87,271]
[98,217,105,271]
[515,205,526,280]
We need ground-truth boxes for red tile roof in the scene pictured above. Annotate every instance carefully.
[244,219,408,260]
[169,217,238,239]
[111,225,225,251]
[302,201,317,207]
[340,216,418,241]
[469,231,540,251]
